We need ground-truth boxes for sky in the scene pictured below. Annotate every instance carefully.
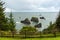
[2,0,60,12]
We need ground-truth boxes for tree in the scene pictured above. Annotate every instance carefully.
[0,0,9,31]
[43,21,57,37]
[19,26,37,38]
[43,21,56,33]
[9,12,16,37]
[56,11,60,32]
[47,21,53,32]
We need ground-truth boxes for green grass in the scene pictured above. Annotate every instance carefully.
[25,37,60,40]
[0,37,60,40]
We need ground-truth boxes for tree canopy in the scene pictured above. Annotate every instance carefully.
[9,12,16,31]
[0,0,9,31]
[20,26,37,35]
[55,11,60,31]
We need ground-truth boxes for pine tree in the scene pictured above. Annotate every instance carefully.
[9,12,16,31]
[9,12,16,37]
[0,0,9,31]
[56,11,60,31]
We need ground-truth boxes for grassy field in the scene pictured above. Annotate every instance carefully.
[0,37,60,40]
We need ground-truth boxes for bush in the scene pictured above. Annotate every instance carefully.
[19,26,38,37]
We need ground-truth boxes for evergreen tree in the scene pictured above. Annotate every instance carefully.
[56,11,60,31]
[9,12,16,37]
[0,0,9,31]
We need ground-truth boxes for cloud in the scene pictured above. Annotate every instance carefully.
[5,8,16,12]
[4,8,11,12]
[2,0,60,12]
[38,7,59,12]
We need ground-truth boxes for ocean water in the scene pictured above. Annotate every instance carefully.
[5,12,58,31]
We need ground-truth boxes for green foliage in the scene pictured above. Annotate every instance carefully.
[56,11,60,31]
[48,22,53,31]
[20,26,37,35]
[9,12,16,31]
[0,0,9,31]
[8,12,16,37]
[0,0,16,36]
[43,21,56,34]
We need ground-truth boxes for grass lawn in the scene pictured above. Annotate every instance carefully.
[0,37,60,40]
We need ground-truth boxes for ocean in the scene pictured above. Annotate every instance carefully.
[5,12,58,31]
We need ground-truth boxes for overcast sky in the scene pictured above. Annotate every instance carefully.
[2,0,60,12]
